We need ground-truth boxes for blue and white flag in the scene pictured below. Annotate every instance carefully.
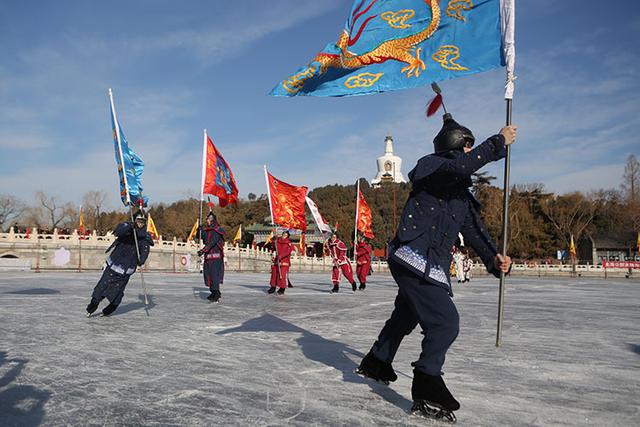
[109,89,147,207]
[270,0,515,97]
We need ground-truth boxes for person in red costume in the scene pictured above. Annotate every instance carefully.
[356,235,372,290]
[327,233,357,293]
[268,231,294,295]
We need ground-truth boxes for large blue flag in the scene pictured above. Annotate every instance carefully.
[270,0,510,97]
[109,89,148,207]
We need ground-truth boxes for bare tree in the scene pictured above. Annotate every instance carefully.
[0,194,26,231]
[82,190,108,231]
[540,192,597,248]
[621,154,640,202]
[34,191,73,229]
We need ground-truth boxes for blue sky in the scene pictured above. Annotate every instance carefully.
[1,0,639,209]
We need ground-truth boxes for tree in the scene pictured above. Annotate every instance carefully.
[540,192,597,251]
[34,191,74,229]
[0,194,25,231]
[247,193,257,201]
[621,154,640,202]
[82,190,108,231]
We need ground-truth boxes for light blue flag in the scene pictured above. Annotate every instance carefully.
[109,90,148,207]
[270,0,508,97]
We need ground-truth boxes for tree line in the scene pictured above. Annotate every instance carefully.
[2,155,639,262]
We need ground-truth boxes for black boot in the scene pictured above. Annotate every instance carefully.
[102,303,119,317]
[411,370,460,412]
[351,282,357,292]
[86,299,99,315]
[331,284,339,293]
[287,280,293,288]
[276,288,285,295]
[268,287,276,294]
[209,290,221,303]
[356,351,397,385]
[358,283,366,290]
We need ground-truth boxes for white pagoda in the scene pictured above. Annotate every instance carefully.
[371,135,406,187]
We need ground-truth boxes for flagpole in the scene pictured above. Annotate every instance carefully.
[495,99,512,347]
[495,0,516,348]
[78,205,82,273]
[199,129,207,246]
[353,178,360,263]
[128,202,149,306]
[264,165,281,281]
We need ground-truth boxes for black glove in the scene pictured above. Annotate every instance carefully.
[137,259,144,267]
[197,249,204,257]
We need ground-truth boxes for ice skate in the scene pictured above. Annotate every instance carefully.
[411,400,457,423]
[331,284,339,293]
[358,283,366,290]
[101,303,119,317]
[276,288,285,295]
[267,287,276,294]
[86,299,99,316]
[411,370,459,423]
[351,282,357,292]
[208,291,221,303]
[355,351,397,385]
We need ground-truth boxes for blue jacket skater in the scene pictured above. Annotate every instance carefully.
[389,134,507,295]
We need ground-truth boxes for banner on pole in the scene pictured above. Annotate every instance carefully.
[270,0,512,97]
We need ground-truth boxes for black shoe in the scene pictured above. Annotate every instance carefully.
[209,291,221,303]
[287,281,293,288]
[358,283,366,290]
[331,285,339,293]
[102,303,119,317]
[276,288,285,295]
[411,370,460,412]
[86,299,99,315]
[356,351,397,385]
[351,282,357,292]
[268,287,276,294]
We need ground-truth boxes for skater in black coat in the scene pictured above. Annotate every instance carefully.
[86,210,153,316]
[356,113,516,422]
[197,212,225,302]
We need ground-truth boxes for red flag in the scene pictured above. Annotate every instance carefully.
[202,135,239,207]
[357,189,374,239]
[266,171,308,231]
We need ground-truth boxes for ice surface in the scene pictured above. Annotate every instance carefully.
[0,272,638,426]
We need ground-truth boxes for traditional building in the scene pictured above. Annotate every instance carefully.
[371,135,406,187]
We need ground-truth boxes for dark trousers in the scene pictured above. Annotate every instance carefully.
[370,260,459,376]
[91,267,131,306]
[203,259,223,293]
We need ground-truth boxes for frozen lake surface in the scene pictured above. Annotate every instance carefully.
[0,271,638,426]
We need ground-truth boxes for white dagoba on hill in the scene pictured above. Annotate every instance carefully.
[371,135,406,187]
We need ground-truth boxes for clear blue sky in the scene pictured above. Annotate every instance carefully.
[1,0,639,209]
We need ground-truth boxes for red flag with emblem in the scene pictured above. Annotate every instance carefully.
[201,131,239,207]
[357,188,374,239]
[265,170,308,231]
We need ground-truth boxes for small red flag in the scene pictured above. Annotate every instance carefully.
[357,189,374,239]
[266,171,308,231]
[202,135,239,207]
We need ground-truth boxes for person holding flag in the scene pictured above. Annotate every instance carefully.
[268,231,294,295]
[327,233,357,293]
[197,212,225,303]
[355,235,372,290]
[356,112,516,420]
[86,89,152,316]
[86,210,153,316]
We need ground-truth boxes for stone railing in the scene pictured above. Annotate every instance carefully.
[1,228,637,277]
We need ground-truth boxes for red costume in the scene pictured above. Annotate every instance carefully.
[356,241,372,285]
[273,236,293,289]
[328,238,355,286]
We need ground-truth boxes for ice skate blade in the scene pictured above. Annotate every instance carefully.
[354,368,390,386]
[411,400,456,423]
